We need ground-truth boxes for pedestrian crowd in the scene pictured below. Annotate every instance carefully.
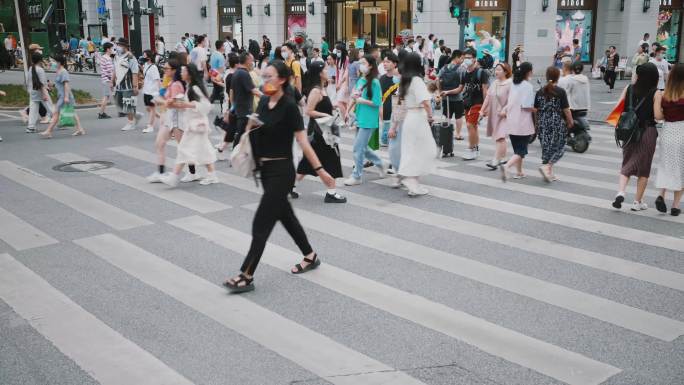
[2,31,682,293]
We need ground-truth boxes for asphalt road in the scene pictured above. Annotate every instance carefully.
[0,78,682,385]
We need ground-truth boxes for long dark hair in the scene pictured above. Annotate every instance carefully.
[268,59,293,93]
[513,62,533,85]
[632,62,659,99]
[31,51,43,91]
[361,54,378,100]
[398,52,424,101]
[542,66,561,98]
[167,55,183,86]
[335,42,348,69]
[307,60,326,90]
[185,63,208,101]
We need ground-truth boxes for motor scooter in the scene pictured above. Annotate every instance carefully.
[566,110,592,153]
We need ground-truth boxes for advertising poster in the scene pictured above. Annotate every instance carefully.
[463,14,507,62]
[657,10,681,63]
[287,14,306,41]
[555,10,593,62]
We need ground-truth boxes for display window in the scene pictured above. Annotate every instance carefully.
[658,0,683,63]
[326,0,411,48]
[555,0,597,63]
[463,0,510,62]
[218,0,242,47]
[286,0,307,41]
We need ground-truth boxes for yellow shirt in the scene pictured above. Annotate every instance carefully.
[286,58,302,83]
[249,69,262,110]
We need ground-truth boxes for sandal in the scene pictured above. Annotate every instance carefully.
[222,273,254,293]
[292,253,321,274]
[455,136,465,141]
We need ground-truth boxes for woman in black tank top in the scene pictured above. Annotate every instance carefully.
[294,61,346,203]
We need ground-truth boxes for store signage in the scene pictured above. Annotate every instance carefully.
[289,4,306,13]
[468,0,510,10]
[557,0,596,9]
[659,0,683,8]
[364,7,382,14]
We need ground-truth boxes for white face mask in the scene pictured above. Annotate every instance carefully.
[463,58,474,67]
[332,48,338,55]
[116,47,125,55]
[359,64,369,74]
[282,51,290,60]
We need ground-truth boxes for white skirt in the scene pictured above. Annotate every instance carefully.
[398,110,436,177]
[655,120,684,190]
[176,130,217,166]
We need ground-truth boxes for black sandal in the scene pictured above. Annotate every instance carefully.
[292,254,321,274]
[222,273,254,293]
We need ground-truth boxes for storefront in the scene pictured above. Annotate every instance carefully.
[463,0,510,62]
[286,0,307,41]
[325,0,411,48]
[555,0,597,63]
[658,0,683,63]
[219,0,243,46]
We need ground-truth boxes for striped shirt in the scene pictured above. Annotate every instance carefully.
[97,53,114,83]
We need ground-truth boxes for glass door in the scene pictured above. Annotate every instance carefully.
[358,1,391,48]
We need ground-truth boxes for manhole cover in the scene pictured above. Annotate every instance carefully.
[52,161,115,172]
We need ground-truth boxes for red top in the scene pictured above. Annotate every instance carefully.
[662,98,684,122]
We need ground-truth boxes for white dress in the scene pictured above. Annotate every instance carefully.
[398,77,436,177]
[176,92,217,166]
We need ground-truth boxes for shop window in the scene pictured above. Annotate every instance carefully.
[658,8,682,63]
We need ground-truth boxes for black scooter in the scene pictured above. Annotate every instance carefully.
[566,110,592,153]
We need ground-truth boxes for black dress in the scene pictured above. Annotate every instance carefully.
[297,92,344,178]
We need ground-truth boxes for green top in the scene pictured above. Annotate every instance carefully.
[354,77,382,129]
[321,40,329,56]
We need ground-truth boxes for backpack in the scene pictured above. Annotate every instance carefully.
[439,64,460,91]
[615,85,652,148]
[461,68,484,108]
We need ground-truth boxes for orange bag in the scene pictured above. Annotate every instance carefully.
[605,98,625,127]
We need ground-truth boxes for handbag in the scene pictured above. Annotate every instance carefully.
[230,129,258,178]
[58,105,76,127]
[615,86,650,148]
[314,112,342,148]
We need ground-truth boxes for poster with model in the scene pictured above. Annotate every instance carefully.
[463,14,506,62]
[657,10,681,63]
[555,10,593,62]
[287,14,306,41]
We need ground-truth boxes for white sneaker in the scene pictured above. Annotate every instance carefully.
[630,201,648,211]
[180,172,202,183]
[199,173,219,185]
[25,127,36,133]
[344,177,362,186]
[376,163,388,178]
[160,173,180,187]
[462,148,478,161]
[142,125,154,133]
[146,172,163,183]
[408,186,429,197]
[39,117,51,124]
[390,176,402,189]
[121,122,136,131]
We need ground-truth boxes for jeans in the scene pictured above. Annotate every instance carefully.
[388,123,402,170]
[381,120,391,146]
[27,100,53,130]
[352,127,383,180]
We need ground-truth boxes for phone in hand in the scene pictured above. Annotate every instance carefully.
[247,113,264,127]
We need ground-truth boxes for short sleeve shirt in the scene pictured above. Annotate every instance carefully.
[142,63,161,95]
[354,77,382,129]
[405,76,431,108]
[115,53,139,91]
[55,69,74,104]
[28,66,47,101]
[461,68,490,106]
[534,86,570,110]
[379,74,396,120]
[251,95,304,159]
[287,59,302,80]
[210,52,225,71]
[230,68,255,117]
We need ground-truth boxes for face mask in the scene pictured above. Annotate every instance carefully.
[116,47,124,55]
[332,48,338,55]
[359,64,369,74]
[392,75,400,84]
[464,59,474,67]
[263,81,279,96]
[656,54,663,59]
[281,51,290,60]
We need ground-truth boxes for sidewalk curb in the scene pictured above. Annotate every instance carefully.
[5,68,100,77]
[0,103,109,111]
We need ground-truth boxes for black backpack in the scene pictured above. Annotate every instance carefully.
[439,64,460,91]
[615,85,651,148]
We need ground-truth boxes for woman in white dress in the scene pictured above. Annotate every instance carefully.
[397,52,436,196]
[161,63,219,187]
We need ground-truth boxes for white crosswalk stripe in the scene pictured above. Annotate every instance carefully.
[75,234,427,385]
[0,253,196,385]
[47,153,230,214]
[0,206,58,250]
[0,160,151,230]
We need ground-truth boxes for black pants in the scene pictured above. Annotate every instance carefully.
[233,117,249,147]
[604,70,617,90]
[240,160,313,275]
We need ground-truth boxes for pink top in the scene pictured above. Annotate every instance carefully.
[505,80,536,136]
[483,79,512,139]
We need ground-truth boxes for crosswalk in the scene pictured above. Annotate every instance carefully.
[0,125,682,385]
